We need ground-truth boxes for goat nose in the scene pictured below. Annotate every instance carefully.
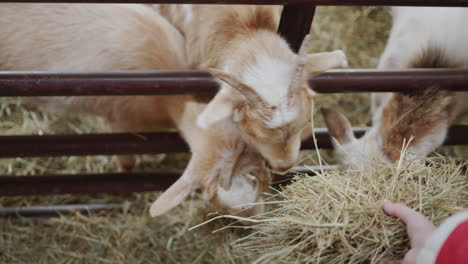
[275,165,291,172]
[270,160,294,172]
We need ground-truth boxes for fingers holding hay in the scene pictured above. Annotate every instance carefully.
[234,157,467,263]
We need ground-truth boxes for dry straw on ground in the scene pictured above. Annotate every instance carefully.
[234,156,468,263]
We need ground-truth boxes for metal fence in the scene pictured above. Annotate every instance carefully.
[1,0,467,216]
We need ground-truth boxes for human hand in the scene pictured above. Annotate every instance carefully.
[383,200,436,264]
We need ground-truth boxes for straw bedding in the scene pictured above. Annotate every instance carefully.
[0,6,467,264]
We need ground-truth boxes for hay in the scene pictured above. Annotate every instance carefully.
[0,5,466,263]
[0,193,250,263]
[234,157,468,263]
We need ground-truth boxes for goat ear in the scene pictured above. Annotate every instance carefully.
[321,107,355,145]
[197,89,235,130]
[305,86,316,98]
[305,50,348,76]
[218,143,245,190]
[149,159,200,217]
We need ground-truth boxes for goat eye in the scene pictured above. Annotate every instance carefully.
[246,174,258,186]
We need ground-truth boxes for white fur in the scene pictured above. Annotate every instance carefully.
[370,97,390,128]
[180,4,193,26]
[243,54,299,128]
[407,122,448,159]
[337,103,391,169]
[336,127,390,170]
[243,54,292,106]
[370,92,392,116]
[336,50,349,68]
[267,103,299,128]
[196,88,233,130]
[151,4,160,12]
[217,175,258,210]
[379,7,468,70]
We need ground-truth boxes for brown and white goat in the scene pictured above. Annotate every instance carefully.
[0,4,270,217]
[322,7,468,169]
[156,5,348,170]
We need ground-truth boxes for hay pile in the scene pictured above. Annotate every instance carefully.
[234,157,468,263]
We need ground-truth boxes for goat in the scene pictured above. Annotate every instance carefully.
[322,7,468,169]
[0,3,270,217]
[156,4,348,170]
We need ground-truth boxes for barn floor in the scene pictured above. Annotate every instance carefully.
[0,6,467,264]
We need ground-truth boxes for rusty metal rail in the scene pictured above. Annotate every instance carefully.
[7,0,468,7]
[310,69,468,93]
[0,172,181,196]
[1,69,468,96]
[0,204,123,217]
[0,166,333,197]
[0,71,218,96]
[0,132,188,157]
[0,166,325,221]
[0,126,465,158]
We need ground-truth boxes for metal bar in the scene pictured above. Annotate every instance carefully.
[0,132,189,157]
[0,71,218,96]
[4,0,468,7]
[309,69,468,93]
[272,165,336,185]
[0,166,322,220]
[1,69,467,96]
[2,165,464,220]
[0,166,327,196]
[0,129,344,158]
[0,126,465,158]
[0,172,181,195]
[0,204,122,217]
[278,4,316,52]
[301,127,366,149]
[301,125,468,149]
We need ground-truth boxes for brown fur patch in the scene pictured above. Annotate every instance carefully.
[212,6,278,41]
[242,6,279,33]
[381,89,456,161]
[171,5,282,70]
[321,107,353,144]
[192,94,215,103]
[406,45,462,69]
[381,46,460,161]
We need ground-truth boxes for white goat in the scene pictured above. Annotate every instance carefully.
[322,7,468,169]
[157,4,348,170]
[0,4,270,217]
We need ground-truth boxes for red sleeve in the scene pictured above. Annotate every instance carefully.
[435,220,468,264]
[417,211,468,264]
